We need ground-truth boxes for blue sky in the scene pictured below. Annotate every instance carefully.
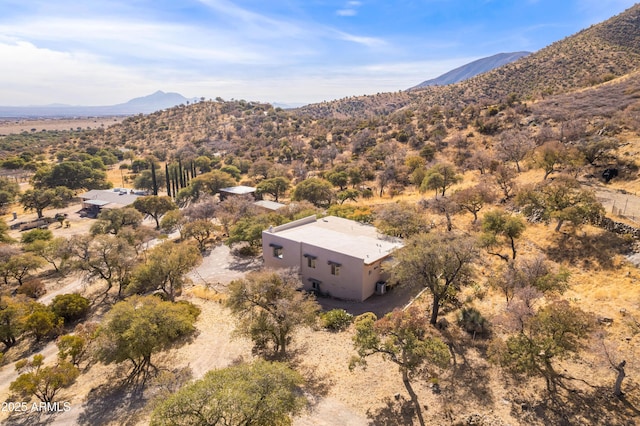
[0,0,637,106]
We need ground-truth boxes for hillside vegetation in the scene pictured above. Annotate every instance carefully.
[1,4,640,426]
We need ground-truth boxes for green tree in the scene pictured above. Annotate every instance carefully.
[182,219,221,251]
[0,177,20,214]
[50,293,90,323]
[160,209,184,235]
[24,237,73,274]
[95,296,200,383]
[191,170,236,197]
[0,252,45,287]
[23,304,63,342]
[70,234,138,298]
[227,214,283,250]
[374,202,429,238]
[33,161,111,190]
[150,360,306,426]
[227,271,319,358]
[336,188,359,204]
[516,175,604,232]
[134,169,166,193]
[534,141,584,180]
[350,307,450,426]
[220,164,242,180]
[20,228,53,244]
[0,295,30,350]
[391,232,476,325]
[491,300,594,392]
[133,195,178,229]
[256,177,290,202]
[57,322,98,368]
[20,186,74,219]
[326,170,349,190]
[292,178,334,207]
[452,183,497,223]
[0,219,11,243]
[420,163,462,198]
[91,207,143,235]
[10,355,79,403]
[480,210,526,261]
[128,241,202,301]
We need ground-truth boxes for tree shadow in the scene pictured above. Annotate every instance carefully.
[545,231,632,270]
[366,395,417,426]
[438,331,496,408]
[3,409,67,426]
[227,255,262,272]
[510,383,640,425]
[76,365,192,426]
[287,357,334,410]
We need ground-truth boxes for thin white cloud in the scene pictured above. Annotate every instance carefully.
[336,0,363,17]
[337,9,358,16]
[335,30,387,48]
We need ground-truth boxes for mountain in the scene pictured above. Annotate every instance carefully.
[0,91,198,118]
[298,4,640,119]
[410,52,531,89]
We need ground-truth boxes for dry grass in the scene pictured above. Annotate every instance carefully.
[186,285,228,303]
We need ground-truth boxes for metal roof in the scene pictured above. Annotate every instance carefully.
[78,189,141,207]
[219,185,256,195]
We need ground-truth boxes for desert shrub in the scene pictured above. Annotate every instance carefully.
[21,229,53,244]
[16,279,46,299]
[320,309,354,332]
[457,307,490,338]
[23,306,63,341]
[50,294,90,323]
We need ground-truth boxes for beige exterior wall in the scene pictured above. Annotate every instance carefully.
[262,231,300,270]
[261,216,399,302]
[300,243,365,301]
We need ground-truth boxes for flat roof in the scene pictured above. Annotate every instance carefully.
[78,189,141,207]
[265,216,402,264]
[219,185,256,194]
[254,200,286,210]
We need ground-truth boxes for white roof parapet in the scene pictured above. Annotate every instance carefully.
[270,215,318,233]
[266,215,403,264]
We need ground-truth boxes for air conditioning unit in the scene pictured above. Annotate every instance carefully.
[376,281,387,295]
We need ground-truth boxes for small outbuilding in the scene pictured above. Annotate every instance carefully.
[218,185,258,201]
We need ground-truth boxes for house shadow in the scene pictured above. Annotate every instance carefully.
[315,285,420,318]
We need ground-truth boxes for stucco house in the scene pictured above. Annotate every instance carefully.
[262,215,403,301]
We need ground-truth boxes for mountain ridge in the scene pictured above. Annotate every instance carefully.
[0,91,199,118]
[410,51,531,89]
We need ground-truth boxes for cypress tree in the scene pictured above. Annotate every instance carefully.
[165,163,171,198]
[150,161,158,195]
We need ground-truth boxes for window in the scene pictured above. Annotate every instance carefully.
[304,254,317,268]
[328,261,341,276]
[310,279,321,291]
[270,243,283,259]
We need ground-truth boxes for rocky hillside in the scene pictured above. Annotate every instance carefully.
[298,4,640,119]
